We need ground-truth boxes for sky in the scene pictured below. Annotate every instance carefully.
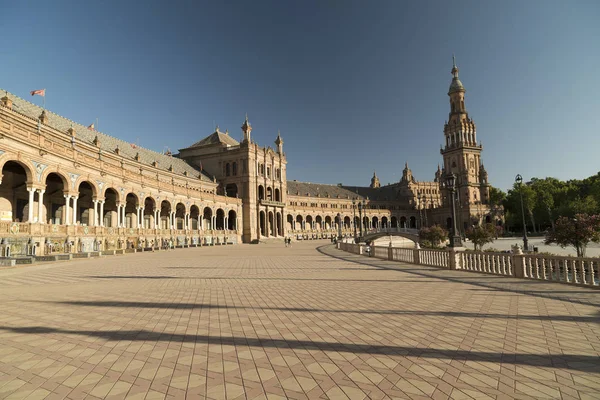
[2,1,599,191]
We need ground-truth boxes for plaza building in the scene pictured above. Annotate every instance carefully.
[0,60,493,256]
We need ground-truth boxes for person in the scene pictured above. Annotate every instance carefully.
[285,237,288,247]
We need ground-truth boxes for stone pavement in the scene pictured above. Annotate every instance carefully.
[0,242,598,400]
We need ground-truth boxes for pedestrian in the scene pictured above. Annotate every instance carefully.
[285,237,288,247]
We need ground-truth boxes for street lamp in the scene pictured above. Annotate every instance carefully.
[337,212,342,240]
[417,193,423,228]
[423,195,428,227]
[445,173,463,247]
[352,198,357,240]
[515,174,529,252]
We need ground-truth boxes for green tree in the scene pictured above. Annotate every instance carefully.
[544,214,600,257]
[419,226,448,248]
[465,223,496,251]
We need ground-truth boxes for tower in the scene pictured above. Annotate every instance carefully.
[400,162,414,184]
[241,113,252,143]
[440,56,489,224]
[370,171,380,188]
[275,130,283,154]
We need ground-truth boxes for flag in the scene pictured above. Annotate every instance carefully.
[87,123,95,130]
[130,143,137,149]
[30,89,45,96]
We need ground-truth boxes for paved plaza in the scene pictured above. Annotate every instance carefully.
[0,242,599,400]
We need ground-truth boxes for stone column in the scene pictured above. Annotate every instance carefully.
[99,201,105,227]
[116,204,121,227]
[92,200,98,226]
[135,207,140,228]
[122,205,127,228]
[37,189,45,224]
[64,195,72,225]
[27,188,35,222]
[72,196,78,225]
[140,207,145,229]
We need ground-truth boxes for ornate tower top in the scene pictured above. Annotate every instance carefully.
[401,162,415,184]
[241,113,252,143]
[275,130,283,154]
[370,171,381,188]
[448,54,465,95]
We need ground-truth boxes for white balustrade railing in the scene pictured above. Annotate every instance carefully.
[337,244,599,288]
[460,252,513,276]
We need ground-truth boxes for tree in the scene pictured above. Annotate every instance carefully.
[419,226,448,248]
[544,214,600,257]
[465,223,496,251]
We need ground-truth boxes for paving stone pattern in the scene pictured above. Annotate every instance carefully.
[0,242,598,399]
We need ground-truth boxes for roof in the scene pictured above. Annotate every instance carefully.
[286,181,400,201]
[0,89,212,181]
[182,129,240,149]
[448,77,465,94]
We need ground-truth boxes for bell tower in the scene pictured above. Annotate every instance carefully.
[440,56,488,213]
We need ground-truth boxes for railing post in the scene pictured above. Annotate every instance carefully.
[413,242,421,265]
[511,245,526,278]
[388,241,393,261]
[448,249,460,270]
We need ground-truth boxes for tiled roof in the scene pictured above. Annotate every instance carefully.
[286,181,401,201]
[182,130,240,149]
[0,89,212,182]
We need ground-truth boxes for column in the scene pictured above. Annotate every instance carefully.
[92,200,98,226]
[154,210,159,229]
[140,207,145,228]
[64,195,72,225]
[37,189,45,224]
[116,204,121,227]
[27,188,35,222]
[122,205,126,228]
[99,201,105,227]
[135,207,140,228]
[72,196,78,225]
[171,211,175,229]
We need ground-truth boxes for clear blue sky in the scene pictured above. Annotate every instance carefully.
[3,1,599,191]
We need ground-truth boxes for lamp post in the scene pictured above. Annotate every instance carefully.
[352,198,357,241]
[445,173,463,247]
[515,174,529,252]
[357,200,363,242]
[337,213,342,240]
[417,193,423,229]
[423,195,428,227]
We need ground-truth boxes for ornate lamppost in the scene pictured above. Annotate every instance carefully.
[357,198,365,242]
[337,212,342,240]
[352,198,357,240]
[445,173,463,247]
[423,195,428,227]
[417,193,423,229]
[515,174,529,251]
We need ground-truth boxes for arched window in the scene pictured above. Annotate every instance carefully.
[225,163,230,177]
[232,162,237,176]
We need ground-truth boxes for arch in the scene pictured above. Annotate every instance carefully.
[276,211,282,236]
[175,202,186,229]
[216,208,225,230]
[103,188,119,227]
[144,196,156,228]
[76,181,96,226]
[225,183,238,198]
[228,210,237,230]
[0,156,35,184]
[400,216,407,228]
[324,215,332,230]
[343,216,351,229]
[391,216,398,228]
[203,207,212,230]
[232,162,238,176]
[41,169,69,192]
[287,214,294,231]
[296,215,304,230]
[160,199,172,229]
[315,215,323,230]
[372,216,378,229]
[225,163,231,177]
[74,177,99,197]
[306,215,313,230]
[259,210,266,236]
[190,205,200,230]
[381,216,388,228]
[123,193,139,228]
[274,188,281,202]
[266,187,273,201]
[258,185,265,201]
[268,211,274,236]
[0,161,30,222]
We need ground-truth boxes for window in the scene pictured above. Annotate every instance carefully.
[232,162,237,176]
[225,163,230,177]
[267,167,271,178]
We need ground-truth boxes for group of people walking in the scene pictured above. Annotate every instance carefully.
[284,237,293,247]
